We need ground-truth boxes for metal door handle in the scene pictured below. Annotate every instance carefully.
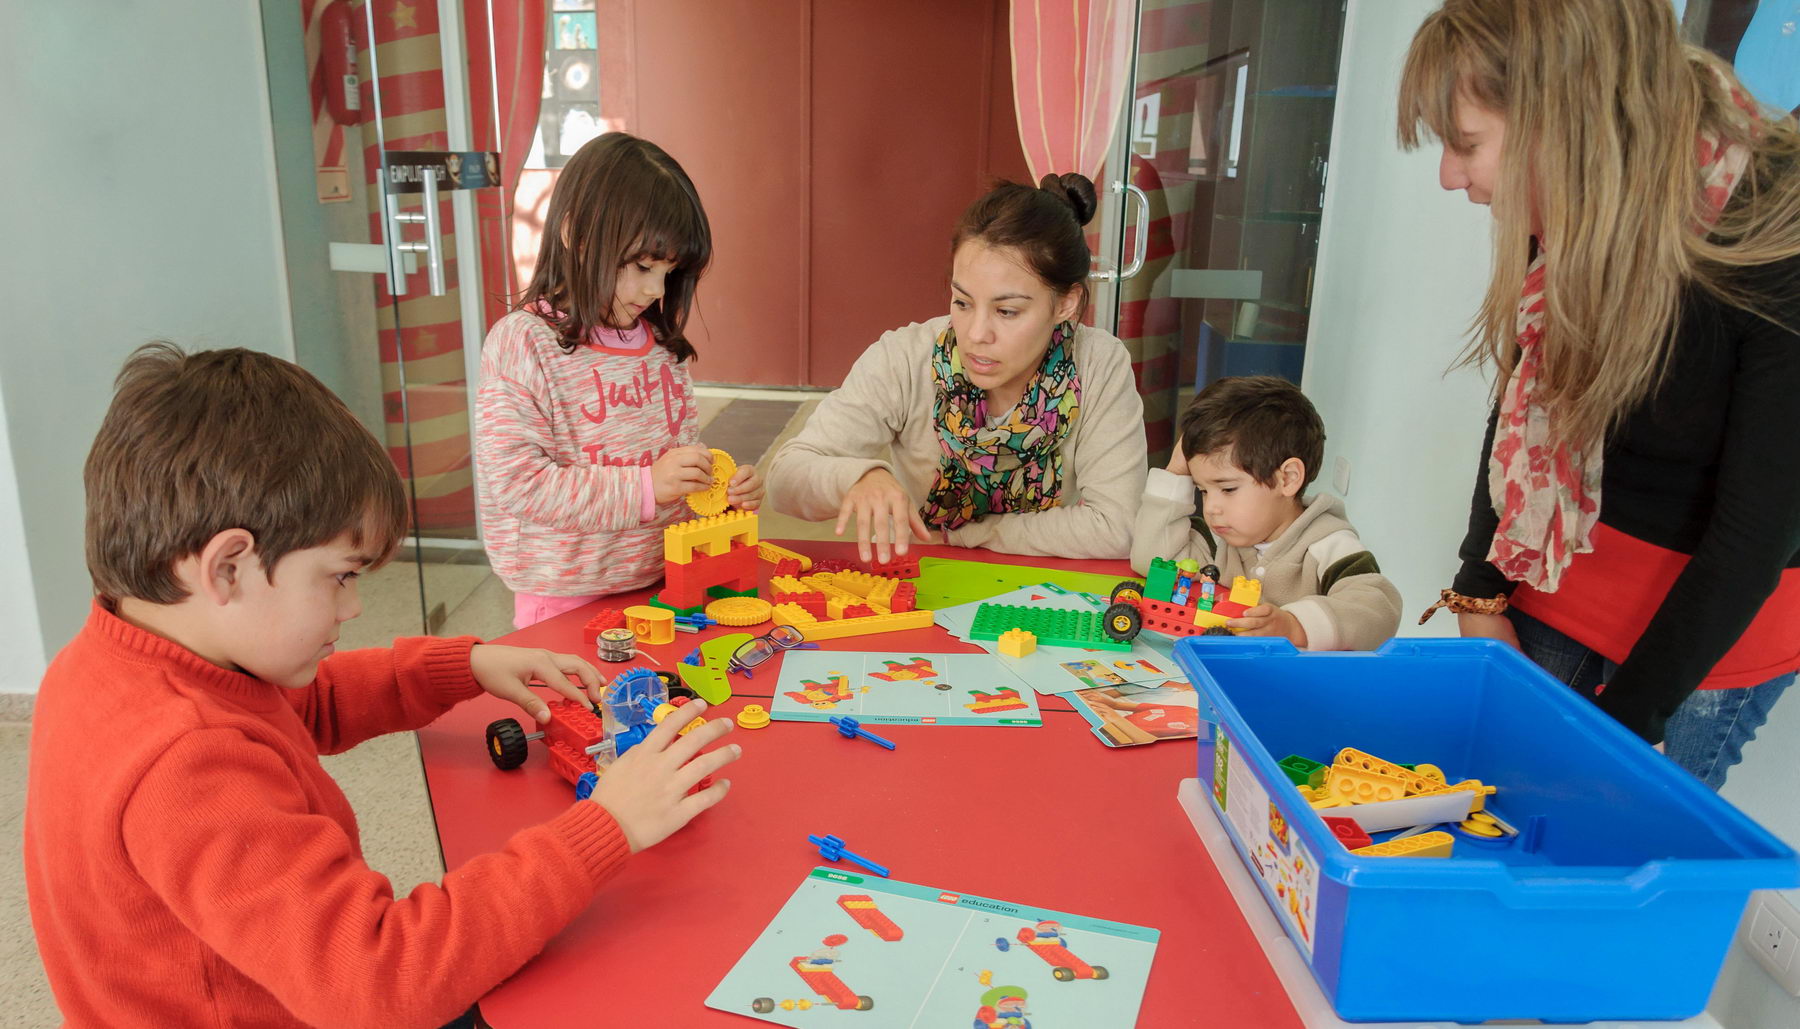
[1090,180,1152,282]
[387,168,447,296]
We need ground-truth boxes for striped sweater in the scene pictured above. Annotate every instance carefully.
[475,310,700,597]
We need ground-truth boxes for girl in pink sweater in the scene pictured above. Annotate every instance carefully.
[476,133,762,627]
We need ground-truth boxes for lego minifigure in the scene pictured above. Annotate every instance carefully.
[1170,558,1201,606]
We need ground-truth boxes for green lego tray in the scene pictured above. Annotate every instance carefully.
[912,557,1134,612]
[968,603,1132,652]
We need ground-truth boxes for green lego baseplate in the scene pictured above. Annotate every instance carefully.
[968,603,1132,652]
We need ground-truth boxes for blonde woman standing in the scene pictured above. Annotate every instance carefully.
[1404,0,1800,788]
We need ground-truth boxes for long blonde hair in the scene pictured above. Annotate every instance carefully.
[1398,0,1800,449]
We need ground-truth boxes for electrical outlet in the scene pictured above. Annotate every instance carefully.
[1332,456,1351,496]
[1741,891,1800,996]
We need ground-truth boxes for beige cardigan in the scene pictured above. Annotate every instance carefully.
[767,316,1147,559]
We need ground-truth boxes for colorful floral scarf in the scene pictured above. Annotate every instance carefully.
[1487,79,1757,591]
[919,322,1082,530]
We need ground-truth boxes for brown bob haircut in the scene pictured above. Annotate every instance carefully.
[1179,376,1326,490]
[85,343,408,603]
[521,132,712,360]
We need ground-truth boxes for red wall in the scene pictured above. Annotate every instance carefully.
[622,0,1030,387]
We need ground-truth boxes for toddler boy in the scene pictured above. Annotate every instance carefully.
[1131,376,1400,650]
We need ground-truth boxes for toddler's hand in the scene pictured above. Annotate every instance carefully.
[652,445,716,504]
[470,644,604,723]
[1227,604,1309,648]
[835,467,932,563]
[1165,438,1189,475]
[726,463,764,511]
[592,702,739,852]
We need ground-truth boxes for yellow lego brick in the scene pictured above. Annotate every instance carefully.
[1413,778,1498,813]
[664,510,760,563]
[770,603,820,628]
[1228,575,1263,607]
[826,570,900,605]
[769,607,934,641]
[769,575,815,596]
[1351,831,1455,858]
[756,541,813,571]
[997,628,1036,657]
[1325,764,1409,805]
[1334,748,1440,796]
[803,573,889,615]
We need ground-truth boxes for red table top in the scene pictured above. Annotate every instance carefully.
[416,541,1302,1027]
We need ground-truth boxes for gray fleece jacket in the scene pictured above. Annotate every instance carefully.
[1129,468,1401,651]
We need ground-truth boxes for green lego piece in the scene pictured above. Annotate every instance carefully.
[646,595,708,618]
[677,632,752,705]
[706,585,758,600]
[1146,557,1178,604]
[969,603,1131,652]
[1277,755,1327,787]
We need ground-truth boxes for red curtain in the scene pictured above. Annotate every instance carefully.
[1008,0,1135,182]
[463,0,547,328]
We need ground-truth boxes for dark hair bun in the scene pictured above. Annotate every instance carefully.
[1037,172,1098,227]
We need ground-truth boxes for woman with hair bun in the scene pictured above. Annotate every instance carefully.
[768,174,1147,561]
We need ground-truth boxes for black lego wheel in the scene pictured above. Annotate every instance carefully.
[484,718,529,770]
[1200,625,1234,637]
[1103,602,1143,643]
[1109,580,1145,605]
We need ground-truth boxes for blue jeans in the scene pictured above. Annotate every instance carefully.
[1508,609,1794,790]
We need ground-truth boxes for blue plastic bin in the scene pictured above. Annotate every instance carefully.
[1175,636,1799,1023]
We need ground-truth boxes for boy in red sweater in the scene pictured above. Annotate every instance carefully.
[24,344,740,1028]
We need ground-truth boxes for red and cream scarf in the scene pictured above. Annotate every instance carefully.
[1486,80,1758,591]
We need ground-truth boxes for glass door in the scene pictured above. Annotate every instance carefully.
[265,0,508,635]
[1091,0,1347,465]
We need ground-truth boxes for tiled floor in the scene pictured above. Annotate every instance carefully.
[0,386,831,1027]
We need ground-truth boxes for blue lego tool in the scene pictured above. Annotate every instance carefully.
[807,833,890,877]
[829,715,895,750]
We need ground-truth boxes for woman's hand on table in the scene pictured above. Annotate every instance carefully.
[592,702,739,853]
[1457,611,1521,650]
[835,467,932,563]
[470,644,605,723]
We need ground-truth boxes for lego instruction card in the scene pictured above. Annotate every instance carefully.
[707,867,1159,1027]
[1213,728,1321,959]
[770,651,1042,726]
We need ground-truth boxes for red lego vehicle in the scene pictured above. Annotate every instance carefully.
[1015,925,1108,981]
[485,698,614,790]
[1100,556,1263,644]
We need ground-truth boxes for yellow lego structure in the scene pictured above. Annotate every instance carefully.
[997,628,1037,657]
[664,509,760,563]
[802,572,894,616]
[1325,764,1409,804]
[1351,831,1455,858]
[756,541,813,570]
[1227,575,1263,607]
[770,604,934,641]
[820,570,901,606]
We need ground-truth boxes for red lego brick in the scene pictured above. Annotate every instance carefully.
[889,582,916,613]
[1322,815,1374,851]
[862,556,919,578]
[662,543,759,609]
[582,608,626,646]
[774,557,802,577]
[842,603,875,619]
[812,558,853,574]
